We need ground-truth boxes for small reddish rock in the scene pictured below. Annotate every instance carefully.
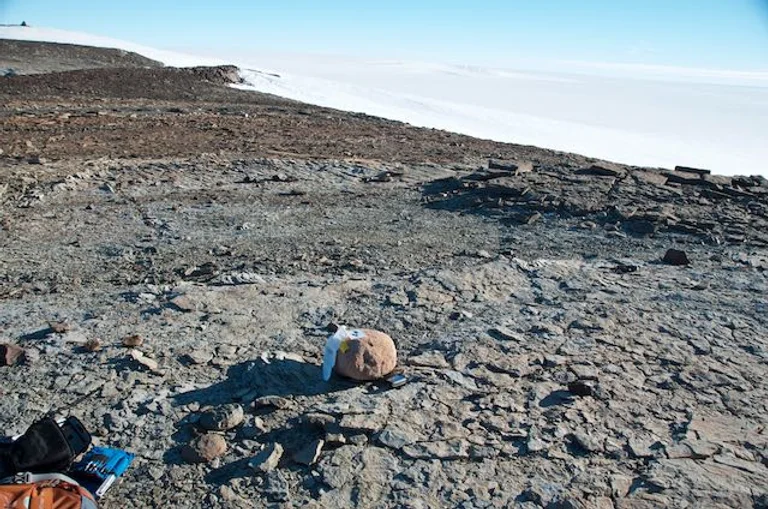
[122,334,143,347]
[181,434,228,463]
[48,321,71,334]
[84,338,102,352]
[335,329,397,381]
[1,343,25,366]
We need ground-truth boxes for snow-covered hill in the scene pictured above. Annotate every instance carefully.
[2,25,766,176]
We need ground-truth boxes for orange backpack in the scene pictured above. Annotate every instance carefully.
[0,475,98,509]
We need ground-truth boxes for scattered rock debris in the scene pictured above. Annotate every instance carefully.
[1,44,767,508]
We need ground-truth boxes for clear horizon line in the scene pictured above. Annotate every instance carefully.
[3,23,768,80]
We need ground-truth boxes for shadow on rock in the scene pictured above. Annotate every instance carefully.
[539,390,573,408]
[18,327,55,341]
[173,358,358,408]
[421,173,560,229]
[422,176,514,217]
[166,358,359,469]
[203,458,254,485]
[203,416,327,486]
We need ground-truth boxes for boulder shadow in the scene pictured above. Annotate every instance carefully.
[164,358,360,467]
[18,327,55,341]
[173,358,358,408]
[539,390,573,408]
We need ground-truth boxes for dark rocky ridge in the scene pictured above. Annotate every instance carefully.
[424,163,768,248]
[0,38,163,75]
[1,64,246,100]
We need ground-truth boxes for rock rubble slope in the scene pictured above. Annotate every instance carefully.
[1,50,767,508]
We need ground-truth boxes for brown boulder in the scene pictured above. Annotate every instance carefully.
[181,433,228,463]
[335,329,397,381]
[122,334,143,347]
[1,343,25,366]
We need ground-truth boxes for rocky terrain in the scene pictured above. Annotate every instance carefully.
[0,39,162,76]
[1,41,767,508]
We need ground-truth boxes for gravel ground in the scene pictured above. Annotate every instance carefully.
[0,45,767,508]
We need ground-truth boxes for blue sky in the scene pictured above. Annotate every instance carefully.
[2,0,767,70]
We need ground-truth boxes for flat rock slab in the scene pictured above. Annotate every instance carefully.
[198,404,244,431]
[249,443,284,473]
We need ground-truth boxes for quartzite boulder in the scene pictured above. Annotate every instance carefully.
[335,329,397,381]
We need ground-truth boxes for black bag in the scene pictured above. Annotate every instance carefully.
[0,416,91,477]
